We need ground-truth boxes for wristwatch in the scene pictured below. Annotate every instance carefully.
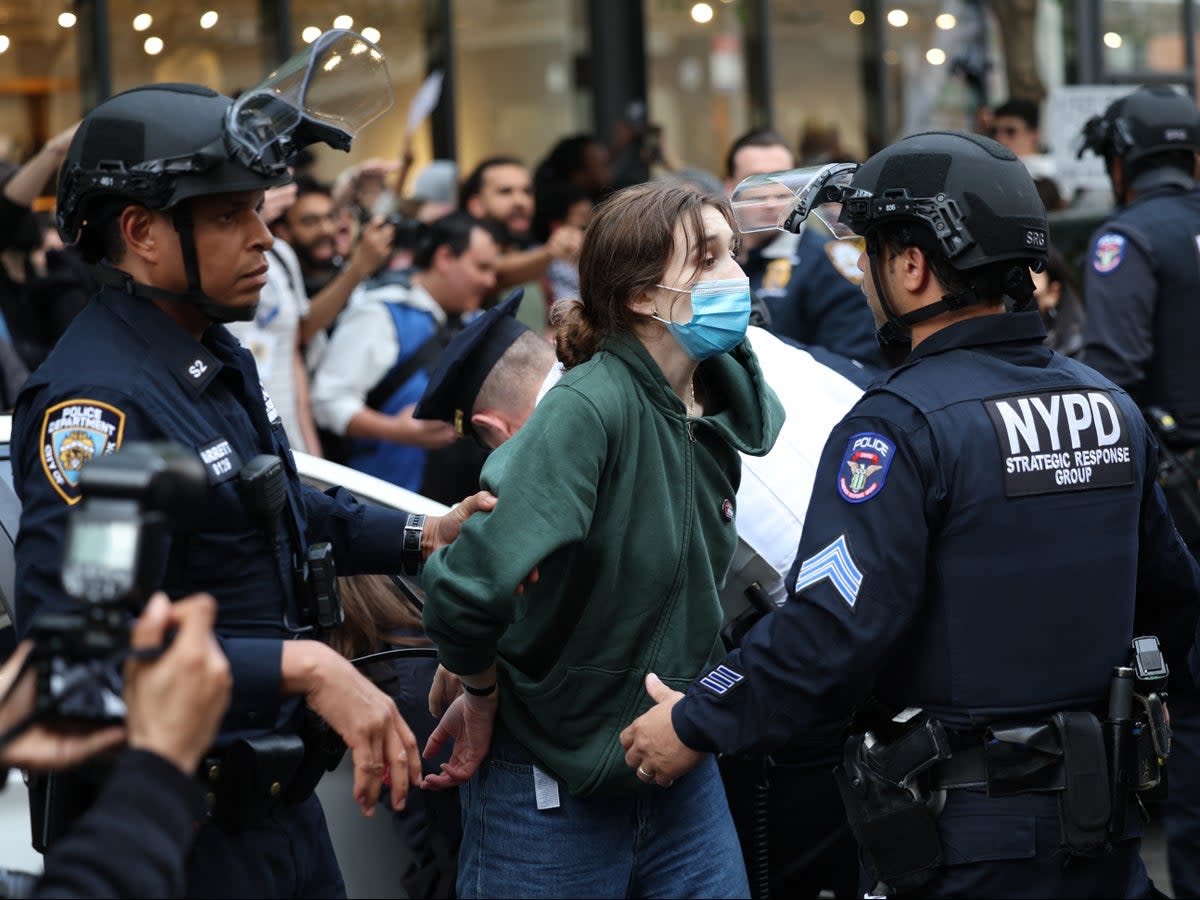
[401,513,426,575]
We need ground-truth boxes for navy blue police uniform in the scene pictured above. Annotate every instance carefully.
[670,310,1200,898]
[1082,185,1200,897]
[12,284,415,897]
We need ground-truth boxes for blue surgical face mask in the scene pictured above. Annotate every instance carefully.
[653,276,752,360]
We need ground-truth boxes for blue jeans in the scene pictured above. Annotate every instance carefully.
[457,747,750,899]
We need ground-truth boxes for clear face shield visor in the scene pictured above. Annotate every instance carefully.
[226,28,394,174]
[729,162,865,239]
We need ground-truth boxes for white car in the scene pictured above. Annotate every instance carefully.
[0,416,439,896]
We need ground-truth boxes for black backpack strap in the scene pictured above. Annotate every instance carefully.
[365,327,452,411]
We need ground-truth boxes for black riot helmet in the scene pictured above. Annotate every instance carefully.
[57,29,393,324]
[1077,85,1200,203]
[729,130,1048,348]
[1078,84,1200,169]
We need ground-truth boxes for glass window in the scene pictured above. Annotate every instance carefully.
[452,0,587,175]
[1099,0,1190,80]
[0,7,81,173]
[644,0,754,181]
[109,3,266,99]
[770,2,874,163]
[291,0,428,185]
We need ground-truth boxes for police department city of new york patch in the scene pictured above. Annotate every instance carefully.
[1092,233,1126,275]
[39,399,126,504]
[837,432,896,503]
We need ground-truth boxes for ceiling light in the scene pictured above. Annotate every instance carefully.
[849,10,866,26]
[200,11,219,29]
[1104,32,1123,49]
[936,13,957,30]
[887,9,909,27]
[143,36,164,55]
[691,3,714,24]
[133,13,153,32]
[926,48,947,65]
[333,15,353,30]
[58,12,77,28]
[361,26,381,44]
[302,26,322,43]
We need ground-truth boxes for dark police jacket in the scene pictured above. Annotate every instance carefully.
[1081,179,1200,444]
[12,286,413,744]
[673,311,1200,756]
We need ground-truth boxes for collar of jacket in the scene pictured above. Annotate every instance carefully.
[598,331,783,457]
[897,309,1048,369]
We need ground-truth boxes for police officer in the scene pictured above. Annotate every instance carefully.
[1077,84,1200,897]
[12,34,492,899]
[621,130,1200,897]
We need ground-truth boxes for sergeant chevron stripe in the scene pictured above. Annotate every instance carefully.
[699,664,744,695]
[793,534,863,608]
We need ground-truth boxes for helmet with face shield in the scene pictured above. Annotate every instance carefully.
[731,131,1049,347]
[57,29,393,323]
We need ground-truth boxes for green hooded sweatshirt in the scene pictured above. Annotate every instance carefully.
[422,333,784,796]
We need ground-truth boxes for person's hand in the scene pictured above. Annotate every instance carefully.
[619,673,704,787]
[422,491,498,557]
[421,690,498,790]
[349,216,396,279]
[428,665,463,718]
[284,640,421,815]
[391,404,457,450]
[123,592,231,775]
[42,121,81,163]
[260,182,299,226]
[0,643,125,772]
[545,224,584,262]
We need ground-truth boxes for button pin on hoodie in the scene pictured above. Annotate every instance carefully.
[721,498,734,523]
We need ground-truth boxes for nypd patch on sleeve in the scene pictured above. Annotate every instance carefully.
[40,399,126,504]
[1092,233,1126,274]
[838,432,896,503]
[984,389,1135,496]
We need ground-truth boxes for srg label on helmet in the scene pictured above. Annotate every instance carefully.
[984,389,1134,496]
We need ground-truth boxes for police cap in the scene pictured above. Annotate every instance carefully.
[413,288,527,436]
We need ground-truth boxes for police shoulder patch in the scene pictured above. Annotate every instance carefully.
[824,236,866,285]
[1092,232,1126,275]
[837,431,895,503]
[40,399,126,504]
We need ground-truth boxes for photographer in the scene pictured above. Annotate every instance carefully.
[310,211,500,503]
[1,592,230,899]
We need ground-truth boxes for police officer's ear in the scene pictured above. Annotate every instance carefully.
[118,204,171,266]
[470,410,515,450]
[891,244,935,296]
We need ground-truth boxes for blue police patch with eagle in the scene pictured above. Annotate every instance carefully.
[837,431,895,503]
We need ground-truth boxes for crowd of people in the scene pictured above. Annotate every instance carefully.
[0,27,1198,900]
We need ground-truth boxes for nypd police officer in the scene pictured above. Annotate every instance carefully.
[1077,83,1200,900]
[621,130,1200,897]
[12,33,492,899]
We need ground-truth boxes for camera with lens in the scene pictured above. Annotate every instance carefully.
[27,442,207,725]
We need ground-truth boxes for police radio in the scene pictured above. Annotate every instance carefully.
[28,442,207,724]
